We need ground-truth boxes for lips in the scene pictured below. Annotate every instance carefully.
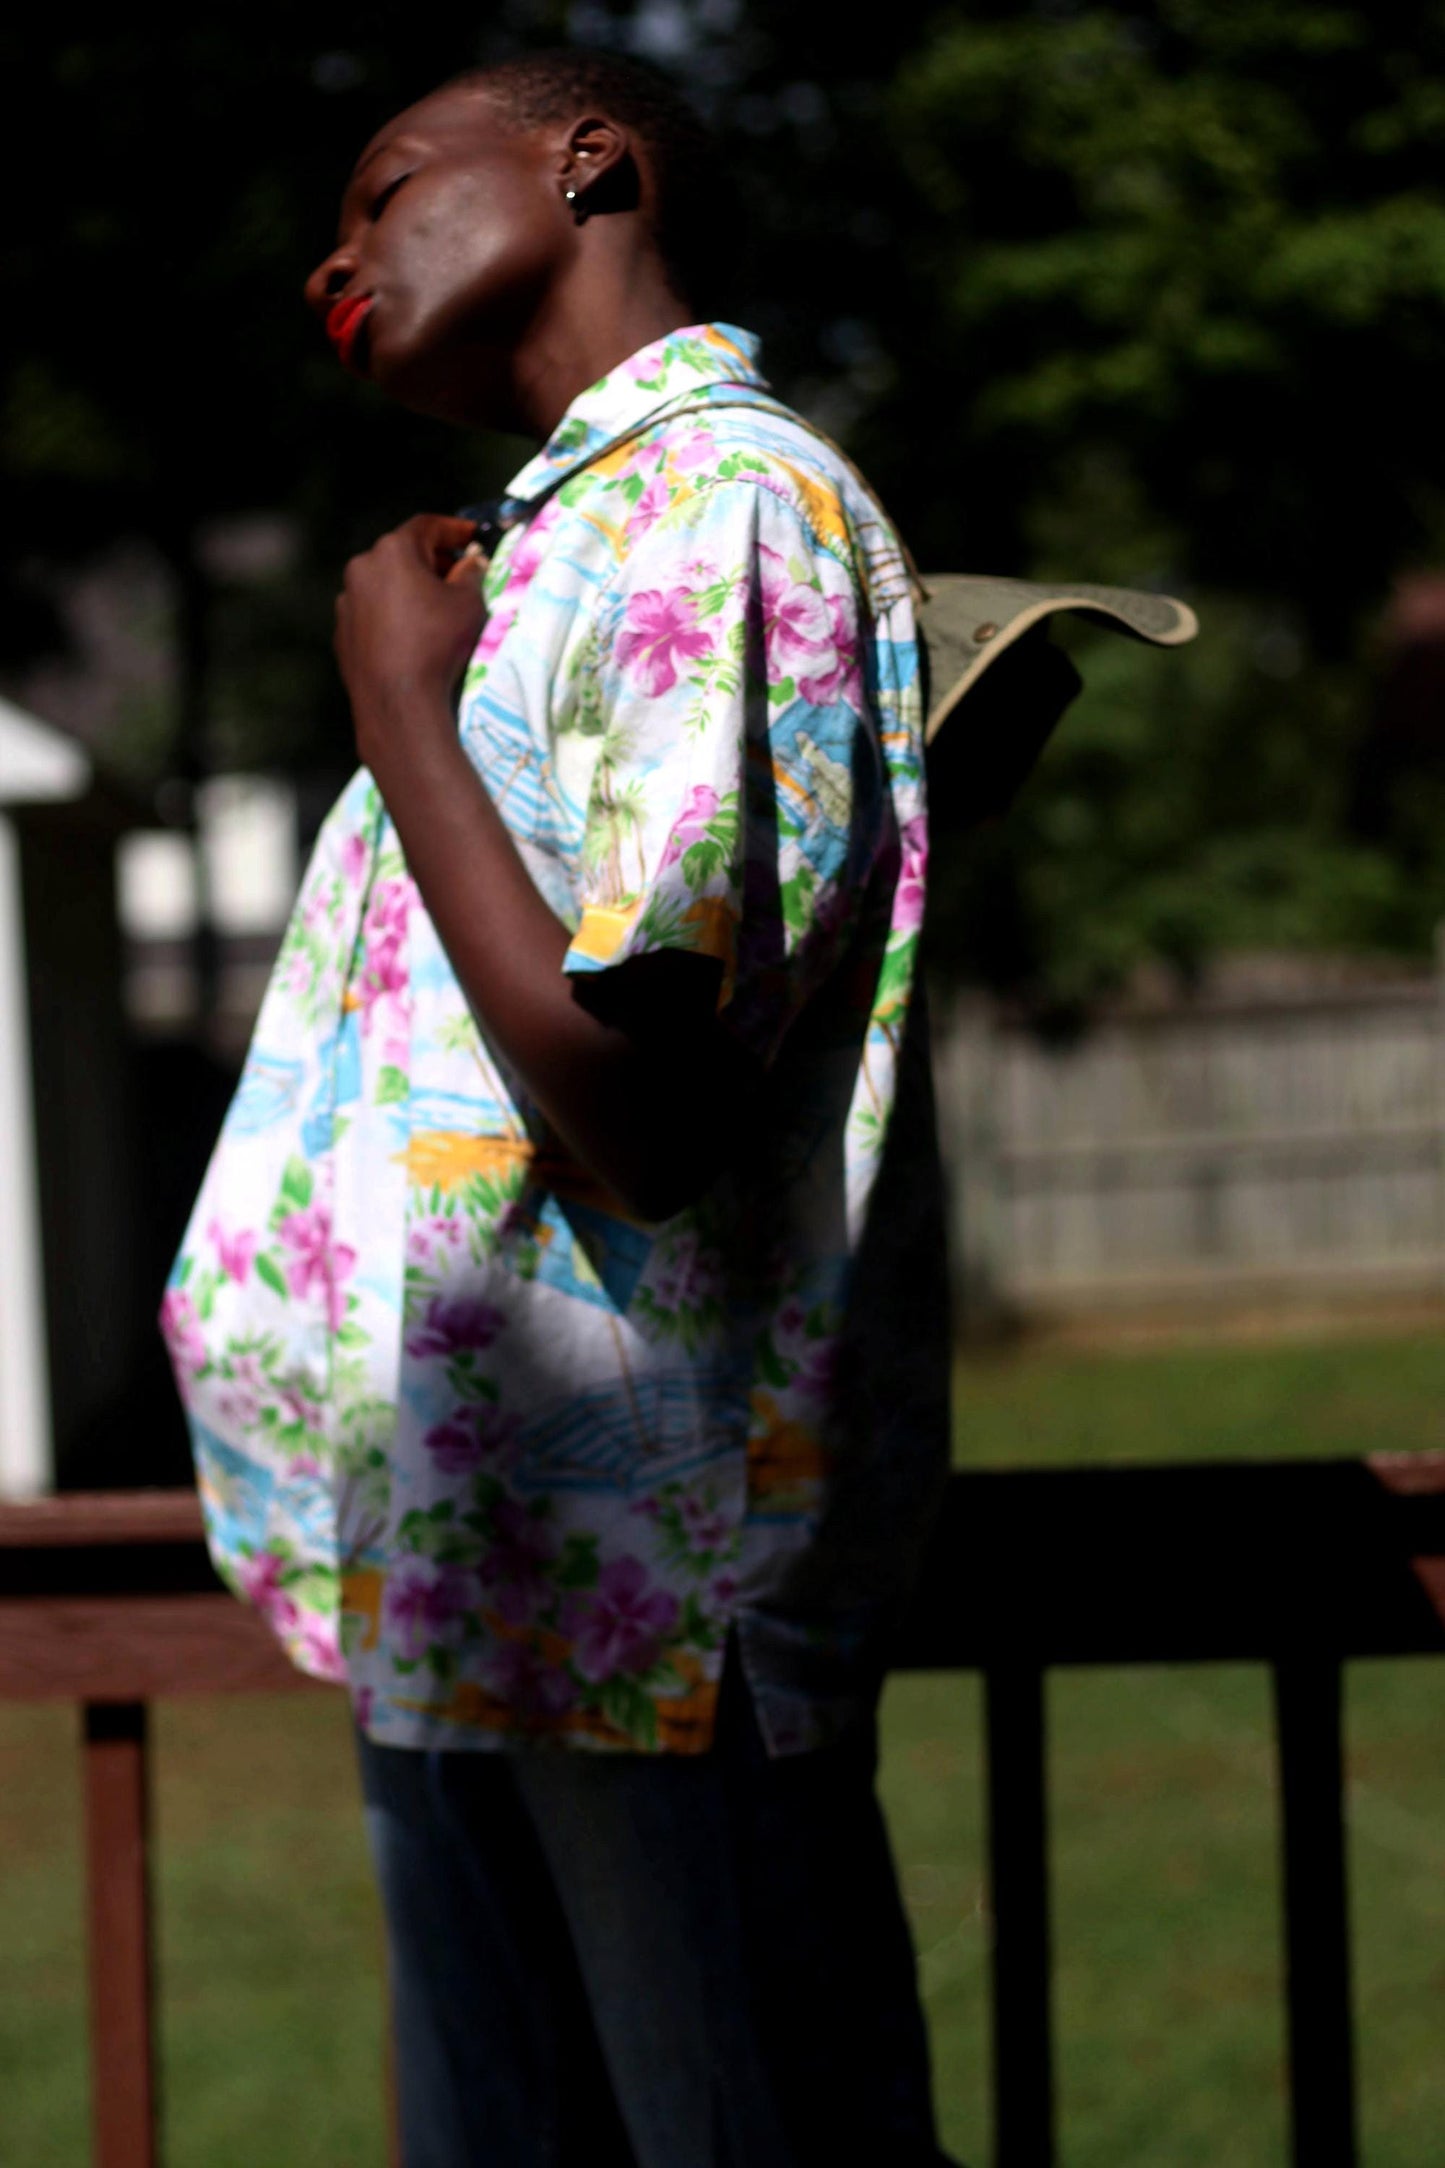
[325,293,374,371]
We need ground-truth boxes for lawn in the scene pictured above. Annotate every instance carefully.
[5,1330,1445,2165]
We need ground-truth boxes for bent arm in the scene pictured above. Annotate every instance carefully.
[356,678,757,1223]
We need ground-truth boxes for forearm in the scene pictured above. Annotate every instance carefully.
[358,688,745,1219]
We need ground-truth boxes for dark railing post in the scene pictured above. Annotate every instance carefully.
[1272,1657,1357,2168]
[83,1701,158,2168]
[985,1660,1054,2168]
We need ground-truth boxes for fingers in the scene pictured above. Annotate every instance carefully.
[444,540,490,591]
[397,512,481,575]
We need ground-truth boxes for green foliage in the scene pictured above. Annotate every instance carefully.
[6,6,1445,996]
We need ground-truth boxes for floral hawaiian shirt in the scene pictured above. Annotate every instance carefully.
[162,323,950,1756]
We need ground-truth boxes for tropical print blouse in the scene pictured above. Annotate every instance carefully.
[162,323,950,1756]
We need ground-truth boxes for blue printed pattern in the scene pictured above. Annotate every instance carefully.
[161,325,931,1753]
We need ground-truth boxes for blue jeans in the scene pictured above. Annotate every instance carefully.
[356,1651,953,2168]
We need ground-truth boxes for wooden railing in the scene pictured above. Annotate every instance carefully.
[4,1454,1444,2168]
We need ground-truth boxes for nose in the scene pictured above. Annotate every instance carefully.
[304,246,358,320]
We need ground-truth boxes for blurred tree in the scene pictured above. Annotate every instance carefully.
[5,2,1445,1001]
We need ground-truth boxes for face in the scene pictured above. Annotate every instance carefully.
[304,86,573,429]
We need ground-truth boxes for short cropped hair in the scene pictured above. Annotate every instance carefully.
[450,49,720,310]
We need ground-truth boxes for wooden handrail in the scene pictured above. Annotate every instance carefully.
[4,1455,1444,2168]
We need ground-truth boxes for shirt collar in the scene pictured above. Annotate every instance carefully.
[501,322,769,509]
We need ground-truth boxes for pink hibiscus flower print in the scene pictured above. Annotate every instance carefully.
[671,432,717,474]
[238,1549,300,1636]
[758,544,832,683]
[630,471,673,538]
[217,1351,267,1428]
[616,586,713,696]
[679,1492,732,1555]
[405,1292,506,1361]
[423,1404,521,1476]
[771,1298,838,1407]
[383,1555,479,1662]
[570,1556,679,1683]
[469,504,560,667]
[207,1218,256,1286]
[298,1616,347,1683]
[894,814,928,936]
[356,876,413,1051]
[275,1382,323,1432]
[709,1570,741,1614]
[278,1202,357,1331]
[797,592,861,708]
[214,1377,262,1431]
[481,1638,578,1720]
[159,1288,207,1379]
[340,832,369,888]
[646,1229,724,1317]
[480,1499,560,1627]
[657,783,719,873]
[358,932,406,1015]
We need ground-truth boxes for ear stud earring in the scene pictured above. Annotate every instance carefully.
[564,186,588,225]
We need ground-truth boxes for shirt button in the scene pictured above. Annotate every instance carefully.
[974,621,999,643]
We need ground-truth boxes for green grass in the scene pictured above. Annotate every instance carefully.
[0,1696,386,2168]
[6,1330,1445,2164]
[951,1330,1445,1469]
[879,1660,1445,2168]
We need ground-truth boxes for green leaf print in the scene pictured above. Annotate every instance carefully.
[717,451,770,481]
[768,675,796,707]
[278,1157,313,1214]
[874,936,917,1009]
[446,1353,500,1402]
[780,862,819,937]
[754,1337,790,1389]
[376,1064,408,1106]
[634,891,692,950]
[680,836,727,889]
[598,1673,659,1750]
[679,798,741,892]
[691,574,734,619]
[680,1594,720,1648]
[555,1533,600,1591]
[254,1252,288,1301]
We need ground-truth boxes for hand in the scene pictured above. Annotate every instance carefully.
[333,514,488,773]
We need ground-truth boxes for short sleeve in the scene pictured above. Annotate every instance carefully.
[562,477,886,1063]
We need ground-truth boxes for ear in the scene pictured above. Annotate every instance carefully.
[558,115,640,220]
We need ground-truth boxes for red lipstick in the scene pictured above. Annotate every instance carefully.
[326,294,374,371]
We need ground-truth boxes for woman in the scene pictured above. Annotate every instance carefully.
[166,46,954,2168]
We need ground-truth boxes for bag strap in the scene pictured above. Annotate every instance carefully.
[460,386,929,608]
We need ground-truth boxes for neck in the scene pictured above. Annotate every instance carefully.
[507,244,694,441]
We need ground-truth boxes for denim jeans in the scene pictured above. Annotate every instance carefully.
[356,1650,954,2168]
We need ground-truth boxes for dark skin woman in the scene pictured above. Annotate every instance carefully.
[307,76,757,1225]
[289,50,961,2168]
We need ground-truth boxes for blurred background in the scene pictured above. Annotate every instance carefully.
[4,5,1445,2164]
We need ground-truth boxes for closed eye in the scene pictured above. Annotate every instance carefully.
[370,171,411,219]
